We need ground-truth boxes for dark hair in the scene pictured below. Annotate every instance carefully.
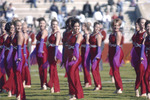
[71,18,80,28]
[93,21,100,28]
[145,20,150,28]
[65,17,74,28]
[37,17,46,23]
[137,17,146,24]
[5,22,14,32]
[14,19,21,26]
[51,18,58,25]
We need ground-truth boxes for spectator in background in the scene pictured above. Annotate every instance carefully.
[116,0,123,13]
[93,10,103,22]
[5,3,15,21]
[130,0,136,7]
[69,6,78,17]
[30,0,37,8]
[50,2,59,14]
[82,1,92,17]
[103,11,111,30]
[112,12,118,20]
[94,2,100,12]
[107,0,115,12]
[118,12,124,31]
[61,2,67,17]
[25,15,34,27]
[57,11,65,28]
[65,0,74,3]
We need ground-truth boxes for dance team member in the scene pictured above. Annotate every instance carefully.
[81,22,92,88]
[36,17,48,90]
[47,19,61,93]
[66,18,84,100]
[12,20,26,100]
[89,22,102,91]
[131,18,147,97]
[144,20,150,99]
[62,17,73,77]
[22,22,31,88]
[3,22,16,97]
[0,20,7,92]
[108,18,124,93]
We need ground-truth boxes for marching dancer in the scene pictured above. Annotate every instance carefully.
[108,18,124,93]
[89,22,102,91]
[131,18,147,97]
[47,19,61,93]
[36,17,48,90]
[66,18,84,100]
[81,22,92,88]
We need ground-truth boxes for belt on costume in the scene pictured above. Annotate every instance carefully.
[81,44,86,48]
[109,43,117,47]
[68,45,74,49]
[5,47,10,50]
[13,46,23,49]
[49,43,56,47]
[36,41,46,44]
[0,45,3,49]
[133,42,142,47]
[90,45,97,48]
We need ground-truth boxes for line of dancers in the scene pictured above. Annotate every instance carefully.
[0,16,150,100]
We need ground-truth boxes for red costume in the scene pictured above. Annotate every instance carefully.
[145,35,150,93]
[132,31,146,94]
[108,33,124,91]
[22,39,31,86]
[12,34,26,100]
[67,34,84,99]
[3,35,16,95]
[81,35,92,85]
[36,32,48,88]
[0,34,6,92]
[47,32,60,92]
[89,34,102,89]
[62,30,72,77]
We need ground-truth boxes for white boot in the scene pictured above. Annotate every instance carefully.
[135,89,139,97]
[147,93,150,99]
[50,87,54,93]
[117,89,123,94]
[8,91,12,97]
[69,95,76,100]
[141,93,147,97]
[43,83,47,90]
[23,81,25,88]
[16,94,21,100]
[111,76,115,83]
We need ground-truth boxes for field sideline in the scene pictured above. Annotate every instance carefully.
[0,63,148,100]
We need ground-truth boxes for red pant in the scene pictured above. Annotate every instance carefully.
[145,64,150,93]
[109,67,113,76]
[37,56,47,88]
[91,59,101,88]
[134,63,146,94]
[0,70,6,92]
[22,66,31,85]
[81,47,92,85]
[68,57,84,99]
[47,62,60,92]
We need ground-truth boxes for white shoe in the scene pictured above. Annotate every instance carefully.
[8,91,12,97]
[111,76,115,83]
[147,93,150,99]
[135,89,140,97]
[16,94,21,100]
[23,81,25,88]
[50,87,54,93]
[69,95,76,100]
[43,84,47,90]
[117,89,122,94]
[93,85,101,91]
[24,85,31,88]
[141,93,147,97]
[85,83,89,88]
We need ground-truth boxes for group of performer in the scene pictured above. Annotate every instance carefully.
[0,16,150,100]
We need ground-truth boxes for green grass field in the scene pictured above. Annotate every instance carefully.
[0,63,148,100]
